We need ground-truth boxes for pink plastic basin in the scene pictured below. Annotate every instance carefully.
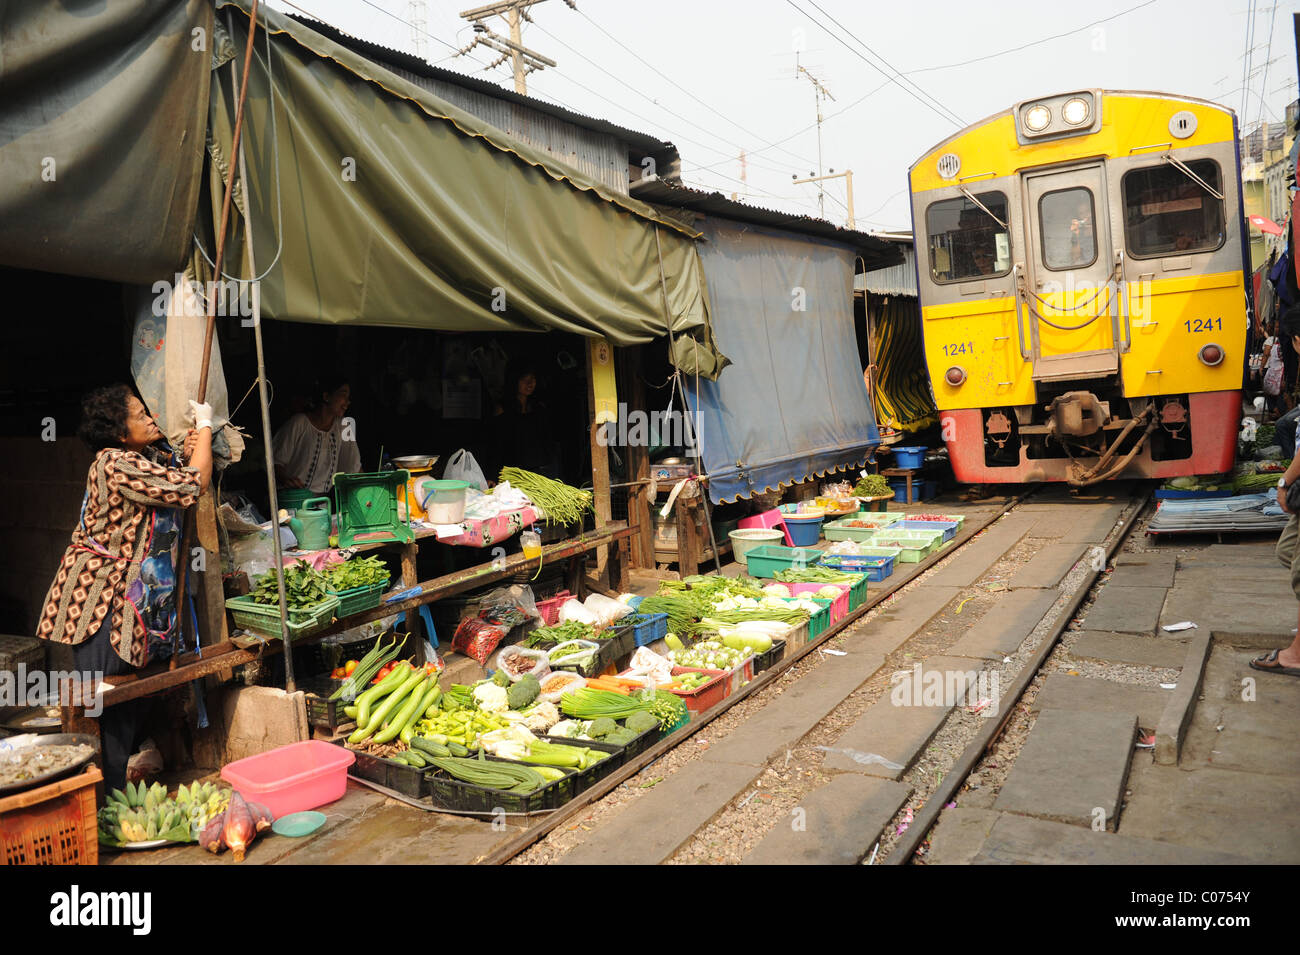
[221,740,355,818]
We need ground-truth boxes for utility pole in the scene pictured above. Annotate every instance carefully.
[793,169,855,228]
[407,0,428,60]
[796,53,835,217]
[458,0,577,95]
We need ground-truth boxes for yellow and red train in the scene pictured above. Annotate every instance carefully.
[909,90,1248,484]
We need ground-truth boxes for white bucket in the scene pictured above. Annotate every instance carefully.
[729,528,785,567]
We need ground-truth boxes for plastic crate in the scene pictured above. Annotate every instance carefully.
[745,544,826,579]
[537,738,624,796]
[225,594,339,640]
[846,574,868,611]
[305,632,387,680]
[751,637,786,674]
[326,579,388,617]
[535,590,573,626]
[808,599,832,639]
[870,528,943,561]
[600,621,637,662]
[665,666,730,713]
[624,612,669,648]
[338,742,432,799]
[0,764,101,865]
[898,519,958,543]
[790,583,849,622]
[303,676,355,732]
[822,514,902,541]
[661,708,691,736]
[426,761,575,814]
[908,512,968,529]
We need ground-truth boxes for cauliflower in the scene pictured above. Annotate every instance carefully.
[472,682,510,713]
[522,701,560,733]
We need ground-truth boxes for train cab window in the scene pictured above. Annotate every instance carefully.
[1122,160,1226,258]
[1039,187,1097,270]
[925,192,1011,283]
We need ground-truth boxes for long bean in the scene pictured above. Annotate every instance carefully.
[500,467,593,527]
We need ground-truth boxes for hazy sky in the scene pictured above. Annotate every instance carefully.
[265,0,1300,231]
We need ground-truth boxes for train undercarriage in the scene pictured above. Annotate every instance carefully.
[940,388,1240,485]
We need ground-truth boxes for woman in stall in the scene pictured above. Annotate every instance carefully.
[272,374,363,494]
[36,385,212,789]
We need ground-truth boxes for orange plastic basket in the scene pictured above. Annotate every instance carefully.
[0,765,101,865]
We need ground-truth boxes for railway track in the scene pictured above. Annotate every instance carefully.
[488,483,1153,865]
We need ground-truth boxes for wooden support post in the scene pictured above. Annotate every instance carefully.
[620,347,655,568]
[588,342,613,587]
[193,492,228,647]
[399,540,425,661]
[611,537,630,593]
[675,494,699,577]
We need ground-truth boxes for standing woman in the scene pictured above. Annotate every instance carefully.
[36,385,212,789]
[272,375,362,494]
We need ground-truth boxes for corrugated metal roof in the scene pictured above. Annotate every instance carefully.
[285,13,680,166]
[855,237,917,297]
[629,178,902,267]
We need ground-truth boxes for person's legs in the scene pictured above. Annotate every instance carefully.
[70,614,145,791]
[1278,404,1300,458]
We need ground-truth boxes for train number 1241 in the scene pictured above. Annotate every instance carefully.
[942,342,975,356]
[1183,317,1222,333]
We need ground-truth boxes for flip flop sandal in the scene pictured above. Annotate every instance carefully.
[1249,649,1300,677]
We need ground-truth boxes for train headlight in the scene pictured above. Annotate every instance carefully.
[1024,104,1052,132]
[945,366,967,386]
[1062,97,1090,126]
[1198,343,1224,367]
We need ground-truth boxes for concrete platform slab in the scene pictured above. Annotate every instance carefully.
[838,586,962,658]
[1119,760,1300,862]
[1159,586,1296,639]
[1081,584,1166,634]
[1031,504,1125,543]
[924,807,1003,865]
[994,708,1137,829]
[557,758,762,865]
[1167,567,1291,594]
[1032,672,1172,729]
[1007,541,1087,590]
[1108,554,1177,588]
[1067,631,1187,668]
[972,811,1255,864]
[693,652,887,768]
[923,513,1038,587]
[946,588,1059,661]
[742,775,911,865]
[1154,632,1211,765]
[822,657,977,778]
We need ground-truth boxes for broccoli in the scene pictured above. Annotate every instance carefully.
[506,673,540,709]
[624,711,659,735]
[586,716,618,738]
[603,727,637,746]
[492,668,512,688]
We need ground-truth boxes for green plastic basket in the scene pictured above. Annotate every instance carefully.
[744,544,826,579]
[823,513,904,542]
[225,594,339,639]
[846,574,868,610]
[808,598,832,639]
[326,579,389,617]
[869,528,943,561]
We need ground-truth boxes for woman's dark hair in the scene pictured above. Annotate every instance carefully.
[1281,306,1300,343]
[78,384,133,451]
[308,373,349,409]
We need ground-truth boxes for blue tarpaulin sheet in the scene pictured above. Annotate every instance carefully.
[683,219,880,504]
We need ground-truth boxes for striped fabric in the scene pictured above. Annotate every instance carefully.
[867,294,938,433]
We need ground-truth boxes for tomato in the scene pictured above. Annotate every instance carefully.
[331,667,346,679]
[344,660,359,676]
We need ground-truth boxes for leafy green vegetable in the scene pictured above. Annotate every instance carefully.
[324,556,390,591]
[852,474,891,497]
[251,560,330,609]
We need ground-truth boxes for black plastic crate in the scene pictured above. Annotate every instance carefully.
[302,675,355,732]
[425,759,575,814]
[333,739,432,799]
[536,738,623,796]
[751,638,787,675]
[306,633,385,678]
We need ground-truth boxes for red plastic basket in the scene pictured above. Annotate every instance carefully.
[0,765,101,865]
[535,590,573,627]
[665,666,730,713]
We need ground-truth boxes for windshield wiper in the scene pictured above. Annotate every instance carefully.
[958,186,1009,231]
[1163,153,1225,201]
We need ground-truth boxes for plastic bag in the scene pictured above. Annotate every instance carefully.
[558,598,598,626]
[1264,363,1283,396]
[584,593,634,628]
[445,448,488,490]
[451,585,540,664]
[495,646,551,682]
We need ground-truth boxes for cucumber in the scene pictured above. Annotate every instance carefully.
[403,749,428,768]
[411,737,452,758]
[446,741,470,757]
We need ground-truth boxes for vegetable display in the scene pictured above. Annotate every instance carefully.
[250,559,331,608]
[774,566,861,583]
[499,467,594,527]
[668,640,752,671]
[330,633,407,701]
[200,790,274,862]
[522,620,597,649]
[325,556,391,591]
[347,662,442,745]
[560,687,686,729]
[853,474,892,497]
[427,754,551,793]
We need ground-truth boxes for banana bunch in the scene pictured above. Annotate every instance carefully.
[98,780,233,847]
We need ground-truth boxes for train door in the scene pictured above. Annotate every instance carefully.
[1020,163,1119,382]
